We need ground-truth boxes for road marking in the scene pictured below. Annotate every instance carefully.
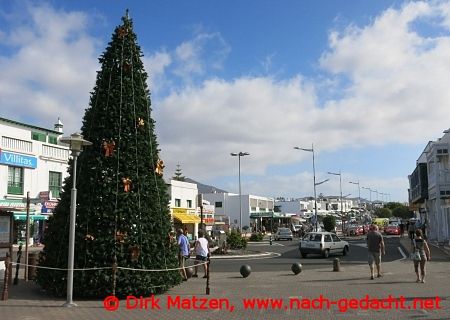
[397,246,407,260]
[221,252,282,261]
[249,242,285,247]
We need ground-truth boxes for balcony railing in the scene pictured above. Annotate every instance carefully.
[1,136,32,153]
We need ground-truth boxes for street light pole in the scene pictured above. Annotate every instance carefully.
[373,190,379,202]
[230,152,249,233]
[294,144,319,231]
[327,171,343,219]
[60,133,92,307]
[349,181,361,209]
[362,187,372,211]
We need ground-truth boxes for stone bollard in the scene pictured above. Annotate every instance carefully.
[333,258,340,272]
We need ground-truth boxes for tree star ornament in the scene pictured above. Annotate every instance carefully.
[122,177,132,192]
[155,159,165,176]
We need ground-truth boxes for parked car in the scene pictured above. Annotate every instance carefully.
[345,224,364,236]
[299,232,349,258]
[384,223,400,235]
[274,228,293,241]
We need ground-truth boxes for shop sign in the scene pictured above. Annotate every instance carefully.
[0,199,26,210]
[44,201,58,209]
[0,150,37,169]
[39,191,50,201]
[203,204,215,214]
[203,218,215,224]
[172,208,187,214]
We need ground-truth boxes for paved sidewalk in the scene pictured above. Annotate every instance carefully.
[2,252,450,320]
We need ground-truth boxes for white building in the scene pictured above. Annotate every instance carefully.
[0,117,69,243]
[423,130,450,243]
[202,192,274,231]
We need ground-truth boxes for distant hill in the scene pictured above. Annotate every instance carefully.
[184,178,228,194]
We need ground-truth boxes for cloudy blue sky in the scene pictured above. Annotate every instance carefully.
[2,0,450,202]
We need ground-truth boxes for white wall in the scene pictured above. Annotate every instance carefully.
[0,119,69,202]
[168,179,198,210]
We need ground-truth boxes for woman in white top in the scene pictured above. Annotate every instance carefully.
[193,230,210,278]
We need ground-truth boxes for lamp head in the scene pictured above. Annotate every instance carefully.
[60,132,92,154]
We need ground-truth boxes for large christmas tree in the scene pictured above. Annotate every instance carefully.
[37,12,181,297]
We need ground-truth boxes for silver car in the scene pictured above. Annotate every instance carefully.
[274,228,293,241]
[299,232,349,258]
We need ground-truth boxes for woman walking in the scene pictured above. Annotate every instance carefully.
[411,229,431,283]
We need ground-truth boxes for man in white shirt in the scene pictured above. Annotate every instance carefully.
[192,230,210,278]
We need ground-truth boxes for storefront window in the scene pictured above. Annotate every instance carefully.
[8,166,23,195]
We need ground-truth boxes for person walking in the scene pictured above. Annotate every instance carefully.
[192,230,210,278]
[408,221,416,240]
[411,229,431,283]
[177,228,190,281]
[366,224,385,280]
[399,221,404,238]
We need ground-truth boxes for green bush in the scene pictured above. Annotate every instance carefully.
[249,232,264,241]
[323,215,336,232]
[226,230,247,249]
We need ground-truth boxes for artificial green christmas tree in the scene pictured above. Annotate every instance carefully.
[37,12,181,297]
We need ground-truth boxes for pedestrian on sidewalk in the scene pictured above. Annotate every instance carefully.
[408,221,415,240]
[366,224,385,280]
[177,228,190,281]
[399,221,405,238]
[411,229,431,283]
[193,230,210,278]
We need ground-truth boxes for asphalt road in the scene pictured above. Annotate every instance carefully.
[209,235,405,273]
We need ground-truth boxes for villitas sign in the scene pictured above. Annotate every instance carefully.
[0,149,37,169]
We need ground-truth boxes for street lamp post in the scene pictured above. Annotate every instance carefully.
[349,181,361,209]
[327,171,343,219]
[373,190,379,202]
[294,145,327,231]
[60,133,92,307]
[230,152,250,233]
[362,187,372,210]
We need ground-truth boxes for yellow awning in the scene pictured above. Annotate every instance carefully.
[173,212,201,223]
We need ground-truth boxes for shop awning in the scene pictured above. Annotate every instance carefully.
[250,211,277,218]
[14,213,48,221]
[173,212,200,223]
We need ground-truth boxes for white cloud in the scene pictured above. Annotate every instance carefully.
[143,50,172,93]
[154,1,450,202]
[318,1,450,146]
[172,31,230,83]
[3,1,450,202]
[0,3,98,134]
